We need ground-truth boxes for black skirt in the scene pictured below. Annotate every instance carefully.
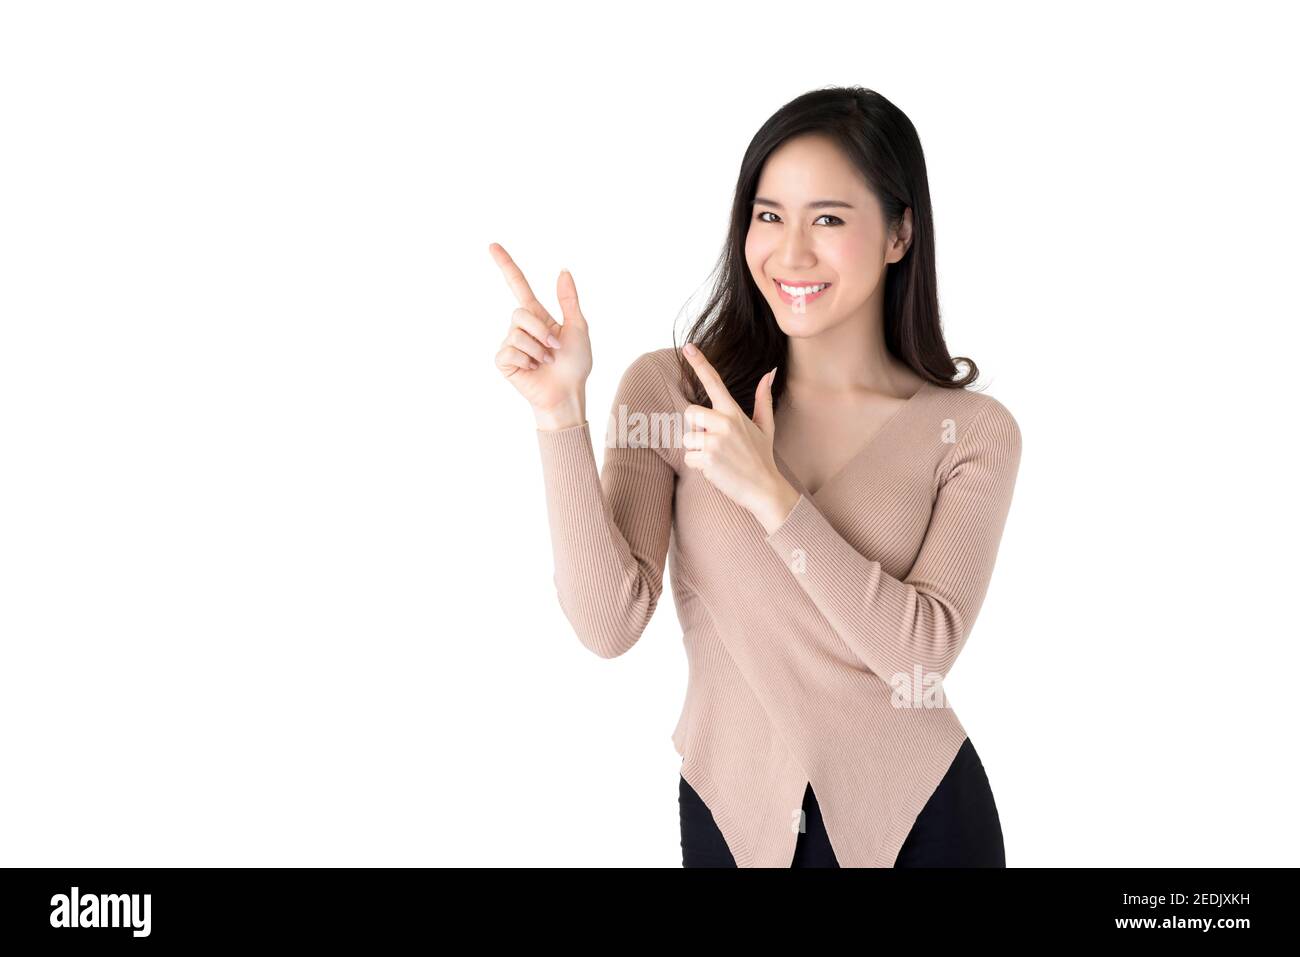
[679,736,1005,867]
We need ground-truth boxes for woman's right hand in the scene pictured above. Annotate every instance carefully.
[489,242,592,429]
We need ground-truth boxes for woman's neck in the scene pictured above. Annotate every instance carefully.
[785,316,922,399]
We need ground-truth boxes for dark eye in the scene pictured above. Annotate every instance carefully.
[754,211,844,226]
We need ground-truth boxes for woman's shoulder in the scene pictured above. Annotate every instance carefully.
[606,348,687,461]
[632,345,683,379]
[936,382,1021,459]
[930,377,1017,423]
[617,347,688,406]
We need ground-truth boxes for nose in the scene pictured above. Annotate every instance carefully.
[778,225,816,270]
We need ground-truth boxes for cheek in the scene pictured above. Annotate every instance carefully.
[744,227,776,269]
[818,232,877,304]
[820,230,868,270]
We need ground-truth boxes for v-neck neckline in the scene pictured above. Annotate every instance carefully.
[772,379,933,503]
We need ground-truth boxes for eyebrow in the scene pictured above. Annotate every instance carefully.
[751,197,855,210]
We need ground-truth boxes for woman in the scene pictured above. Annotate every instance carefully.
[490,86,1021,867]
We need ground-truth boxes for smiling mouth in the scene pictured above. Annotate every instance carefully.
[773,278,832,304]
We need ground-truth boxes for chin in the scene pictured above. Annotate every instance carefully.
[772,309,830,338]
[774,319,828,339]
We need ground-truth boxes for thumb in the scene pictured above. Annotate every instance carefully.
[556,268,588,330]
[752,366,777,436]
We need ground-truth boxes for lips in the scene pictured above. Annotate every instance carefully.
[773,278,831,306]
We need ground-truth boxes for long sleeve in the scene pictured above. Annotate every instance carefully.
[534,353,677,659]
[763,398,1022,684]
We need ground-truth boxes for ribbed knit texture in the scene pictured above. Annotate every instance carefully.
[535,347,1022,867]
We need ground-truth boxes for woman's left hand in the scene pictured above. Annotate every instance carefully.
[681,342,801,534]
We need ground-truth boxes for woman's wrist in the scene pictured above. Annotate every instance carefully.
[534,395,586,431]
[754,477,802,535]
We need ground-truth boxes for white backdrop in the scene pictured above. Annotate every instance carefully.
[2,0,1296,867]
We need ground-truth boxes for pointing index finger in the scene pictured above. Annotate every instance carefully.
[488,242,557,325]
[683,343,739,412]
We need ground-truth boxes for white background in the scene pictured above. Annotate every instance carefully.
[2,0,1296,867]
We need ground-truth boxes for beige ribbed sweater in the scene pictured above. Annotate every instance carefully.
[535,347,1022,867]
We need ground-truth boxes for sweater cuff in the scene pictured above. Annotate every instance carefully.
[536,419,594,469]
[764,492,828,560]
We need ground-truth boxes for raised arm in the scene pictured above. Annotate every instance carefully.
[763,399,1022,684]
[536,353,677,658]
[489,244,675,657]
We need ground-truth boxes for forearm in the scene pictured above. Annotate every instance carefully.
[765,493,972,681]
[535,420,672,659]
[763,402,1021,684]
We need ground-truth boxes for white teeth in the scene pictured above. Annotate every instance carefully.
[779,282,828,296]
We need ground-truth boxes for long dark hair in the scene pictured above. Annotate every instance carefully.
[672,85,978,416]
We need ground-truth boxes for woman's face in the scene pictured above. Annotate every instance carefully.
[744,133,910,338]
